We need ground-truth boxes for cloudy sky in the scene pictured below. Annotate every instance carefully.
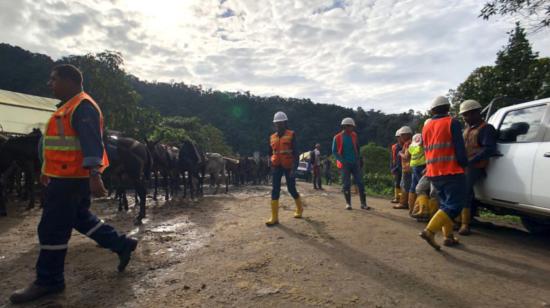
[0,0,549,112]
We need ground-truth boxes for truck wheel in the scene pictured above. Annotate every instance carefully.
[520,216,550,235]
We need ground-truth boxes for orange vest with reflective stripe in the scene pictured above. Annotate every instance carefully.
[42,92,109,178]
[422,116,464,177]
[270,130,295,169]
[334,131,358,169]
[464,122,489,169]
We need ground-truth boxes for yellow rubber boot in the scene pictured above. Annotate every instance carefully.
[394,191,409,209]
[428,198,439,218]
[443,216,460,246]
[412,194,429,220]
[266,200,279,226]
[391,188,401,203]
[294,197,303,219]
[408,193,417,216]
[458,208,471,236]
[420,210,452,250]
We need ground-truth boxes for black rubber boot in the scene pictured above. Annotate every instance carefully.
[118,238,138,272]
[359,192,369,210]
[344,190,352,210]
[10,283,65,304]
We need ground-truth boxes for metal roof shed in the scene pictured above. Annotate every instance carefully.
[0,89,58,135]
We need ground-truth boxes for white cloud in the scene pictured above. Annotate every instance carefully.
[0,0,549,112]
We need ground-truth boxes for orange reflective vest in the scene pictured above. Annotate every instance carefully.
[42,92,109,178]
[464,122,489,169]
[334,131,359,169]
[270,130,295,169]
[422,116,464,177]
[391,143,398,166]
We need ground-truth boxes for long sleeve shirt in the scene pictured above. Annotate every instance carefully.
[390,143,402,173]
[332,133,358,164]
[469,124,497,165]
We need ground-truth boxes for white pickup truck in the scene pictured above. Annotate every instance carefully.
[475,97,550,234]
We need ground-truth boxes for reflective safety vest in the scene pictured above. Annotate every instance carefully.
[334,131,359,169]
[391,143,398,166]
[409,143,426,167]
[270,129,295,169]
[422,116,464,177]
[464,122,489,169]
[401,140,412,172]
[42,92,109,178]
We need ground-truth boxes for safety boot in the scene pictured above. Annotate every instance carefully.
[294,197,303,218]
[266,200,279,226]
[118,238,138,272]
[390,187,401,203]
[408,192,417,216]
[443,219,460,247]
[360,191,369,210]
[393,191,409,209]
[412,194,429,220]
[344,190,352,210]
[10,283,65,304]
[427,197,439,218]
[458,208,471,236]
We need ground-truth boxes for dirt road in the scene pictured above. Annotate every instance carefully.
[1,182,549,308]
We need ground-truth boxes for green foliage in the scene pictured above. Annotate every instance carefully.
[450,23,550,111]
[360,142,391,175]
[364,173,394,197]
[150,116,232,155]
[480,0,550,31]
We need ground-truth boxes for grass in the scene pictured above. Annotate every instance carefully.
[479,209,522,224]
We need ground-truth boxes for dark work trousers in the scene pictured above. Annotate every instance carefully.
[36,178,128,286]
[431,174,466,219]
[312,165,322,189]
[465,167,486,215]
[271,166,300,200]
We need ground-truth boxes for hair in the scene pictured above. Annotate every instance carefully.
[431,105,450,115]
[52,64,83,85]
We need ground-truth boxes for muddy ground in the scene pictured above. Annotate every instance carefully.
[1,182,549,308]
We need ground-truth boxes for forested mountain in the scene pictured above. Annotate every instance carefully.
[0,43,419,155]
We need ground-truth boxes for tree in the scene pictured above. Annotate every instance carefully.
[480,0,550,31]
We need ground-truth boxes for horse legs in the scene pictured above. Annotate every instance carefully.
[153,170,159,201]
[134,179,147,225]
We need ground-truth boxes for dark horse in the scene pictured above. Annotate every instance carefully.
[178,139,204,200]
[103,134,152,225]
[146,141,180,201]
[0,130,42,214]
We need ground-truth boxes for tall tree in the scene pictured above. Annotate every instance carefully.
[480,0,550,31]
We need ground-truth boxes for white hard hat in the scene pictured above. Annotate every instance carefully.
[430,96,450,109]
[273,111,288,123]
[395,129,401,137]
[399,126,413,135]
[341,117,356,127]
[459,99,482,114]
[411,133,423,146]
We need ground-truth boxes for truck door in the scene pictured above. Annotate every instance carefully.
[531,104,550,209]
[478,104,547,206]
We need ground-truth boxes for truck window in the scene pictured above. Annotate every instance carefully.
[497,105,546,143]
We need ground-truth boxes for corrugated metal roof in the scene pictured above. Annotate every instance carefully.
[0,89,58,111]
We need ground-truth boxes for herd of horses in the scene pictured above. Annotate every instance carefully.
[0,130,271,225]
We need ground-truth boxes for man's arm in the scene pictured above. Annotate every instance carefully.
[451,118,468,168]
[469,125,497,164]
[332,137,343,162]
[72,100,104,169]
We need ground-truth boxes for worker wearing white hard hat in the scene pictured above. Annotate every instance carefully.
[266,111,303,226]
[332,117,369,210]
[390,129,403,204]
[394,126,415,211]
[408,133,427,219]
[459,100,497,236]
[419,96,468,250]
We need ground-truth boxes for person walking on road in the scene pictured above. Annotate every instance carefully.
[420,96,468,250]
[332,118,369,210]
[323,157,333,186]
[459,99,497,235]
[311,143,323,190]
[390,130,402,204]
[266,111,304,226]
[408,133,426,215]
[10,65,138,304]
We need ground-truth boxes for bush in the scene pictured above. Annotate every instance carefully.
[364,173,394,197]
